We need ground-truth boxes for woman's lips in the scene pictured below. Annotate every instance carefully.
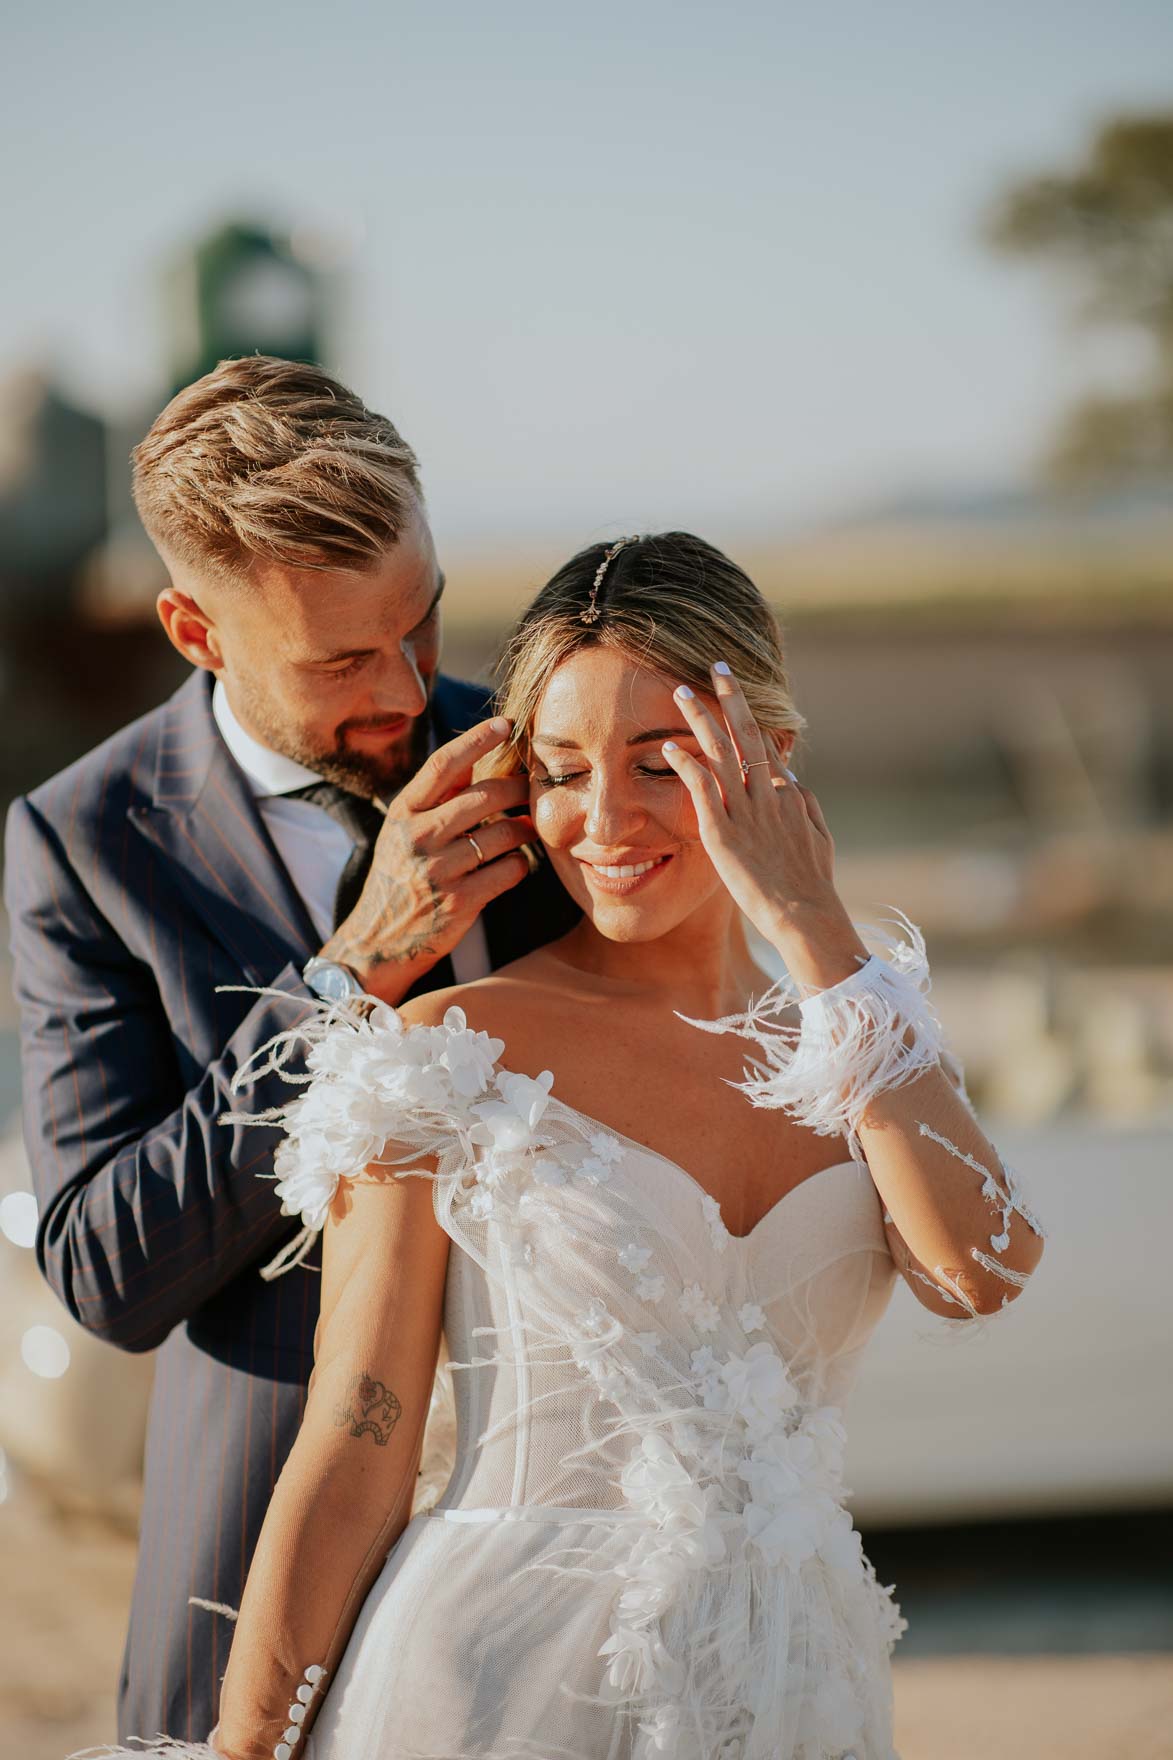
[577,853,674,894]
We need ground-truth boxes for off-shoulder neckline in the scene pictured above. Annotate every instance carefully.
[540,1088,862,1245]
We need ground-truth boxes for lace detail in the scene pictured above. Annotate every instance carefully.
[221,994,907,1758]
[678,915,1046,1327]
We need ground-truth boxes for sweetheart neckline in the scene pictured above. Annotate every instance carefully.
[543,1092,862,1245]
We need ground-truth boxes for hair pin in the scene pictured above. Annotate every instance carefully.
[580,536,637,624]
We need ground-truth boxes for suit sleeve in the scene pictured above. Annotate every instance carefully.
[4,793,318,1353]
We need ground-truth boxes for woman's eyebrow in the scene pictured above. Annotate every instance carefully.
[531,726,692,750]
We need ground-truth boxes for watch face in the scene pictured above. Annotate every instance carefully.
[305,960,360,1001]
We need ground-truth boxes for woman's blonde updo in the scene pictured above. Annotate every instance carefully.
[478,532,805,780]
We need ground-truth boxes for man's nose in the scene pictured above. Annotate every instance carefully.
[369,645,429,717]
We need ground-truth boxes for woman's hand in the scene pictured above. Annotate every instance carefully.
[660,662,867,990]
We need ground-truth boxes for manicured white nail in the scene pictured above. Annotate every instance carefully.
[784,767,798,783]
[674,684,694,699]
[662,741,679,752]
[712,661,731,676]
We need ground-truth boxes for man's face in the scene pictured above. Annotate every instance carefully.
[167,502,444,798]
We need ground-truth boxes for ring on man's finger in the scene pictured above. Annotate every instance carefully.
[465,831,486,865]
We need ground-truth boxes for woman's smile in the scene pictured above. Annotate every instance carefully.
[576,851,676,892]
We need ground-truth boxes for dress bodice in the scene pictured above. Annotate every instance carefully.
[260,999,909,1759]
[433,1096,897,1517]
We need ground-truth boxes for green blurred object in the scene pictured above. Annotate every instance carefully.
[986,114,1173,487]
[167,220,324,392]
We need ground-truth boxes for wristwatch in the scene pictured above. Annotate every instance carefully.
[302,955,367,1002]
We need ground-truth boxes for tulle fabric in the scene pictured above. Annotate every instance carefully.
[77,982,927,1760]
[230,998,903,1758]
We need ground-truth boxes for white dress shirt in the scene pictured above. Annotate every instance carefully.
[212,680,490,984]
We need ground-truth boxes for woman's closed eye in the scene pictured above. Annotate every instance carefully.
[535,765,679,789]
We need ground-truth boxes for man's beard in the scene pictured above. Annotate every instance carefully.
[234,676,435,801]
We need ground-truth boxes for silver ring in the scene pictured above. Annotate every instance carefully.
[465,831,486,865]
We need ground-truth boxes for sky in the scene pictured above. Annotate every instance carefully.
[5,0,1173,551]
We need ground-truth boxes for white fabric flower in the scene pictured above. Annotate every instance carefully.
[679,1283,721,1333]
[618,1241,652,1273]
[689,1345,718,1378]
[433,1007,505,1096]
[531,1155,568,1186]
[737,1301,766,1334]
[469,1068,554,1156]
[635,1272,666,1302]
[589,1130,624,1166]
[699,1191,730,1251]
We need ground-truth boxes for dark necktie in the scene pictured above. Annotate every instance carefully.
[287,782,387,931]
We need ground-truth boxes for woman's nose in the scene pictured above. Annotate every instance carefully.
[584,776,645,843]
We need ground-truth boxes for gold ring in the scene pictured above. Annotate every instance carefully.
[465,832,486,864]
[740,758,773,778]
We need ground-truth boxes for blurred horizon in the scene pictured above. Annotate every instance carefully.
[5,0,1173,547]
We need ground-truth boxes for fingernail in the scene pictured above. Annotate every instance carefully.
[712,661,731,676]
[784,767,798,783]
[490,716,510,734]
[662,741,679,752]
[674,684,694,700]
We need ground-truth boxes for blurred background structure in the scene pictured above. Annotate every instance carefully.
[2,4,1172,1756]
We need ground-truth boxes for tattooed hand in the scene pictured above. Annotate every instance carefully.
[319,716,536,1004]
[333,1371,403,1447]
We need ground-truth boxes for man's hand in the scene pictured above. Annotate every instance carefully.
[318,716,534,1004]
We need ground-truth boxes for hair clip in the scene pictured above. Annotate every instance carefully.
[580,536,636,624]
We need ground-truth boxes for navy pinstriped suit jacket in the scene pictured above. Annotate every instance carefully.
[3,666,581,1744]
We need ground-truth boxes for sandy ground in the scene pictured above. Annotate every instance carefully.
[4,1498,1172,1760]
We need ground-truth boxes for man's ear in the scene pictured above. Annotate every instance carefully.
[156,586,224,672]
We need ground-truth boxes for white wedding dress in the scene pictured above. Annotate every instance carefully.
[288,1007,907,1760]
[83,937,1043,1760]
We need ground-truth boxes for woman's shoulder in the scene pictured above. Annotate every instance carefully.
[393,951,572,1070]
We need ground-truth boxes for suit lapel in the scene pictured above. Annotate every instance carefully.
[129,671,319,983]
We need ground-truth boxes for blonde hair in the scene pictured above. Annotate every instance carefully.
[480,532,805,780]
[131,355,422,580]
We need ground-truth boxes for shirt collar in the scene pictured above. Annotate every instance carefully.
[212,679,324,797]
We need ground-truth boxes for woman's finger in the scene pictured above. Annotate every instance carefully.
[660,740,726,836]
[707,662,776,806]
[797,784,833,843]
[670,686,742,808]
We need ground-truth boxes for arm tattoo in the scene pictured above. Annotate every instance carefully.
[333,1372,403,1446]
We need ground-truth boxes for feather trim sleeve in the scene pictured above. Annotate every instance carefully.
[220,995,507,1278]
[677,914,943,1157]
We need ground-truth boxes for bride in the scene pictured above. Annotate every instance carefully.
[89,531,1044,1760]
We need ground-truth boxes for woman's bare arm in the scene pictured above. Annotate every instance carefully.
[211,1154,450,1758]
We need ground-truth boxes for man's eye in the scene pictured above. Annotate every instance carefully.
[324,656,367,680]
[535,772,584,788]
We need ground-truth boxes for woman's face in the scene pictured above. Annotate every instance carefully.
[527,646,737,942]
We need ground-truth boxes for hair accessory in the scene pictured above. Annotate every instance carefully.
[580,536,636,624]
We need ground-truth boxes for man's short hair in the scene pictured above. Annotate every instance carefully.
[131,355,423,579]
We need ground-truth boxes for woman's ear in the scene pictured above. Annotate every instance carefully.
[768,729,797,767]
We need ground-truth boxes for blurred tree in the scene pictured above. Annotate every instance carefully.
[986,114,1173,485]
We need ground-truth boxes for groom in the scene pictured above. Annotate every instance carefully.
[3,355,579,1743]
